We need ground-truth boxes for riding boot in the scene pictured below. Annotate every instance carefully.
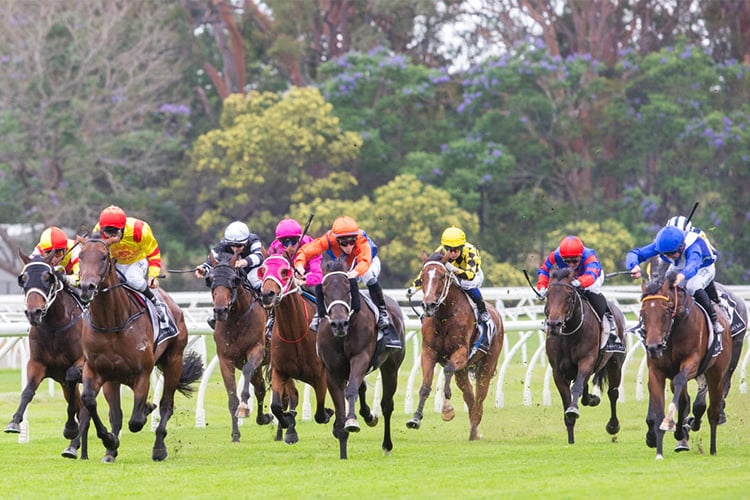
[695,288,724,335]
[349,278,361,313]
[706,280,720,303]
[473,298,491,353]
[367,282,401,350]
[142,287,166,323]
[310,284,326,332]
[586,291,623,352]
[264,308,275,339]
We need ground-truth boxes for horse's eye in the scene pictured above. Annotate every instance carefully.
[17,274,26,287]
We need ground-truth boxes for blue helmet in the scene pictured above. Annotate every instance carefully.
[655,225,685,254]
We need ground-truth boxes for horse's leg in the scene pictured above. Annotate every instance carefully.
[569,357,596,417]
[647,369,667,459]
[5,361,44,434]
[551,367,575,444]
[604,358,622,436]
[312,376,333,425]
[673,387,691,452]
[326,375,349,460]
[454,369,478,440]
[217,357,241,443]
[102,382,122,463]
[705,366,727,455]
[689,376,707,432]
[270,370,298,444]
[661,367,692,433]
[379,363,399,454]
[63,363,83,440]
[358,381,377,427]
[406,348,438,430]
[128,372,154,434]
[343,353,370,432]
[238,348,265,420]
[152,353,182,462]
[441,349,469,422]
[249,367,272,425]
[80,367,119,460]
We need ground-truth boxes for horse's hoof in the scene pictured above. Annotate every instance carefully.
[235,403,250,419]
[61,446,78,459]
[366,415,378,428]
[564,407,580,419]
[284,431,299,445]
[441,408,455,422]
[646,433,656,449]
[345,418,361,433]
[718,411,727,425]
[659,420,675,432]
[152,447,168,461]
[4,422,20,434]
[655,454,664,460]
[674,439,690,452]
[102,455,116,464]
[406,418,421,430]
[257,413,273,426]
[63,423,79,440]
[606,421,620,435]
[587,395,601,407]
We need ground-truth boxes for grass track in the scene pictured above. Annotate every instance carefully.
[1,341,749,499]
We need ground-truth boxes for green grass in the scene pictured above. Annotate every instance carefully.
[1,340,749,499]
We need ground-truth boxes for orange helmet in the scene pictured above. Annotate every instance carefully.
[39,227,68,253]
[99,205,127,229]
[331,216,360,237]
[559,236,584,258]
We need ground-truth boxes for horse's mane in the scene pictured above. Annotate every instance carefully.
[426,251,446,263]
[550,265,573,281]
[322,253,348,273]
[644,271,679,295]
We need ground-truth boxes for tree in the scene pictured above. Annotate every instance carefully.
[0,0,194,275]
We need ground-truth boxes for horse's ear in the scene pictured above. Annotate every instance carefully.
[421,250,428,263]
[257,266,265,279]
[440,251,450,263]
[261,246,269,259]
[209,253,217,267]
[18,248,30,265]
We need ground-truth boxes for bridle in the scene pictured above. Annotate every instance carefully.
[546,281,585,335]
[20,261,64,318]
[421,261,458,311]
[211,261,241,307]
[261,255,300,306]
[640,285,680,347]
[321,270,355,323]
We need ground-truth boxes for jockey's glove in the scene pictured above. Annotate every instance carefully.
[406,287,416,298]
[571,279,581,288]
[346,270,359,280]
[235,258,248,269]
[445,262,458,273]
[66,275,79,287]
[538,287,547,298]
[195,265,209,278]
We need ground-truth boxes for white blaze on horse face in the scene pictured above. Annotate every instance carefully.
[425,267,439,295]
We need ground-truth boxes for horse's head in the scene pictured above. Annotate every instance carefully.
[17,250,64,325]
[543,265,579,336]
[321,255,354,337]
[419,251,453,318]
[207,251,241,322]
[77,235,115,304]
[639,272,683,359]
[258,254,297,311]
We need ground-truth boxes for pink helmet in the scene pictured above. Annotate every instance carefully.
[275,218,303,239]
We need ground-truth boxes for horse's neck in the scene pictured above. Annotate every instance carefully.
[437,282,470,318]
[234,286,254,313]
[45,290,82,325]
[276,292,310,336]
[92,274,133,325]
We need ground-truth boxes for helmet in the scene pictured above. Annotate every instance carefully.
[39,227,68,253]
[275,218,302,239]
[666,215,693,232]
[441,227,466,248]
[99,205,127,229]
[331,216,359,237]
[655,225,685,253]
[224,221,250,244]
[559,236,584,258]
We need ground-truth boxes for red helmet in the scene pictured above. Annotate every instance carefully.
[559,236,584,258]
[99,205,127,229]
[39,227,68,253]
[331,216,360,237]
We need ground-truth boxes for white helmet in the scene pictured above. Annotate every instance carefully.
[666,215,693,232]
[224,221,250,245]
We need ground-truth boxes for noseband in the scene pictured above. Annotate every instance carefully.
[640,287,679,347]
[546,282,584,335]
[321,271,354,322]
[21,261,64,317]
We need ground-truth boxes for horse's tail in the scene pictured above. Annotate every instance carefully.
[592,366,608,391]
[177,351,204,397]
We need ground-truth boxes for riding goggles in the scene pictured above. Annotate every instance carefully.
[444,245,462,253]
[102,226,121,237]
[563,257,580,265]
[337,237,357,247]
[280,237,299,247]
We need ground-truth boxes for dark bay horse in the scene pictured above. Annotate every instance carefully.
[640,272,731,458]
[6,252,87,459]
[77,235,203,462]
[543,266,624,444]
[206,251,276,443]
[406,251,503,441]
[317,256,405,459]
[258,254,331,445]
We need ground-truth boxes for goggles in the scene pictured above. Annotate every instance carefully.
[337,236,357,247]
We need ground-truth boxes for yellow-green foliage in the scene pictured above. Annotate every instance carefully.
[188,87,362,231]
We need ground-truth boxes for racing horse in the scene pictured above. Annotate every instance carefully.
[206,251,278,443]
[258,254,332,445]
[6,251,88,459]
[645,256,747,431]
[543,265,625,444]
[77,234,203,462]
[406,251,503,441]
[317,255,405,459]
[640,271,731,458]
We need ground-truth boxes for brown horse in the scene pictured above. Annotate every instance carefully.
[77,235,203,462]
[6,252,88,459]
[206,250,277,442]
[543,266,625,444]
[317,255,405,459]
[640,271,732,458]
[406,251,503,441]
[258,254,332,445]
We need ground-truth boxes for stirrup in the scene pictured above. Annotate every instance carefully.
[713,321,725,334]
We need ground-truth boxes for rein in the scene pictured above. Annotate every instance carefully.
[547,281,585,335]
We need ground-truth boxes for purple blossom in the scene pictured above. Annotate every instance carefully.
[159,103,190,115]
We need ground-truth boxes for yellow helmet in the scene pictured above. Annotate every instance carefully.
[441,227,466,248]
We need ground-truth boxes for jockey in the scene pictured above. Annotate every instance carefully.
[537,235,624,353]
[31,226,80,286]
[264,218,322,337]
[627,224,724,334]
[294,215,402,350]
[421,227,494,353]
[195,220,264,329]
[93,206,172,331]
